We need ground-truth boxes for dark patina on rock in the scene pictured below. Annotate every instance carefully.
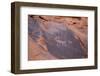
[28,16,85,59]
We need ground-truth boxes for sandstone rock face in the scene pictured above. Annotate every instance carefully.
[28,15,88,60]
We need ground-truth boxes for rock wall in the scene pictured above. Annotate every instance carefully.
[28,15,88,60]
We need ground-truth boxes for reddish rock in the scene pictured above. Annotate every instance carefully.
[28,15,88,60]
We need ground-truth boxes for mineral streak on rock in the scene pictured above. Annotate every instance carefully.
[28,15,88,60]
[41,21,84,59]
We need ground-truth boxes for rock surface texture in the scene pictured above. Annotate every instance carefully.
[28,15,88,60]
